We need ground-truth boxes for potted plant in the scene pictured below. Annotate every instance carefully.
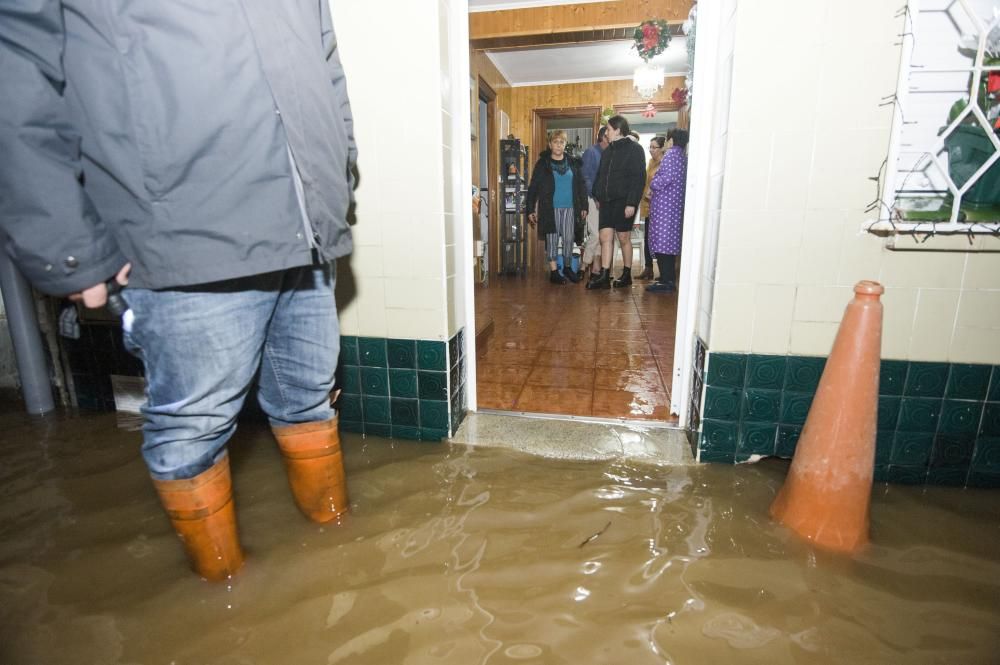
[942,20,1000,209]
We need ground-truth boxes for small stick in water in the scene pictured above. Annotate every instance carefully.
[578,521,612,548]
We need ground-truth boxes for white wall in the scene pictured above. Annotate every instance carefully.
[330,0,454,341]
[709,0,1000,364]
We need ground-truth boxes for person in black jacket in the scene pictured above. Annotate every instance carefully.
[527,130,589,284]
[588,115,647,289]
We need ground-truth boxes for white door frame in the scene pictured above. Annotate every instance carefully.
[670,1,735,427]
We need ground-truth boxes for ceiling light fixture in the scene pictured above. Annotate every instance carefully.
[633,62,664,100]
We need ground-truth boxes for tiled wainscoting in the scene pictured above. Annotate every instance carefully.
[698,352,1000,488]
[337,330,467,441]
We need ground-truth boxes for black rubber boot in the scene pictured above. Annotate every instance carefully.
[586,268,611,290]
[550,269,567,285]
[563,266,581,283]
[612,267,632,288]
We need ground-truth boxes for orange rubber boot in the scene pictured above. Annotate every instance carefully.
[152,455,245,581]
[770,281,884,554]
[272,418,349,523]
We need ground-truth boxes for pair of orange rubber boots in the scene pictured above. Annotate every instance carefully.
[150,418,346,581]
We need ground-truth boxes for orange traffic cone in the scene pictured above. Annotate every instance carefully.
[770,280,884,554]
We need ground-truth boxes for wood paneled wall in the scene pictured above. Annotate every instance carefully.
[470,0,689,38]
[497,77,686,148]
[471,51,510,189]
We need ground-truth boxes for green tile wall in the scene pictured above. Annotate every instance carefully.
[336,329,466,442]
[699,352,1000,488]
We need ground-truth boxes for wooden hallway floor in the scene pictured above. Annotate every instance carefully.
[474,269,679,423]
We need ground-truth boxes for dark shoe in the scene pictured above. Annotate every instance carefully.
[563,266,580,283]
[612,267,632,288]
[636,267,655,281]
[585,268,611,290]
[550,269,567,284]
[645,281,676,293]
[576,270,585,281]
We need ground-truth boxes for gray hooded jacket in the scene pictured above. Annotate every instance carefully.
[0,0,356,293]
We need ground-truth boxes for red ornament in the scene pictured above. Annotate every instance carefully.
[671,87,688,105]
[987,71,1000,94]
[641,103,657,119]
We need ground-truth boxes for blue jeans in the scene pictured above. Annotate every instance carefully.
[122,264,339,481]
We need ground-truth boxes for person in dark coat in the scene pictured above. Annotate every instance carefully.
[526,130,589,284]
[588,115,647,290]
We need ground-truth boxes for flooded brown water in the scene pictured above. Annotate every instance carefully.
[1,409,998,665]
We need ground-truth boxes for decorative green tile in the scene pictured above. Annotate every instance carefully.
[738,422,777,456]
[389,369,418,398]
[419,400,449,430]
[359,337,388,367]
[873,465,890,483]
[390,398,420,427]
[945,364,991,400]
[700,449,736,464]
[340,365,362,395]
[450,364,460,394]
[776,425,801,457]
[879,360,908,396]
[341,419,364,434]
[338,393,364,422]
[339,336,359,366]
[780,392,813,425]
[898,397,940,432]
[938,400,982,435]
[904,362,949,398]
[988,367,1000,402]
[705,353,746,388]
[420,428,448,441]
[387,339,417,369]
[931,434,975,468]
[417,340,447,371]
[449,334,459,368]
[981,403,1000,436]
[891,431,933,466]
[784,357,826,392]
[704,387,741,420]
[742,389,781,421]
[926,467,968,486]
[877,396,901,430]
[887,465,927,485]
[419,371,448,401]
[392,426,421,441]
[366,423,391,438]
[746,355,787,390]
[966,471,1000,488]
[971,437,1000,472]
[701,419,738,453]
[457,329,465,359]
[875,430,894,464]
[361,367,389,396]
[363,395,390,424]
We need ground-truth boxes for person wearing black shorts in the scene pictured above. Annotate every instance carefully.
[587,115,647,290]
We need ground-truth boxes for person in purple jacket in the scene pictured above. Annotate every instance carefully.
[646,129,689,293]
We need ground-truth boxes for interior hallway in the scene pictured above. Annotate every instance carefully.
[474,269,680,423]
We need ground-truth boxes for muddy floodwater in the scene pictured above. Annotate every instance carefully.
[1,409,998,664]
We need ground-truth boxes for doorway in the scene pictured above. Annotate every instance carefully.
[465,1,726,428]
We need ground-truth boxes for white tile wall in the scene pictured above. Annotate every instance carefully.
[330,0,461,341]
[710,0,1000,365]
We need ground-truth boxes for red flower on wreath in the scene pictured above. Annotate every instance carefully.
[633,19,671,62]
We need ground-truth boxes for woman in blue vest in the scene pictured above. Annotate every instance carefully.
[527,130,589,284]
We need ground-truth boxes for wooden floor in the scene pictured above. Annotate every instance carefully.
[474,268,679,422]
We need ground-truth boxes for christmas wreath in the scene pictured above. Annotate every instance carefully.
[633,19,671,62]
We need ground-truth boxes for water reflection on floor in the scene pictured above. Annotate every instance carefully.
[1,409,999,664]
